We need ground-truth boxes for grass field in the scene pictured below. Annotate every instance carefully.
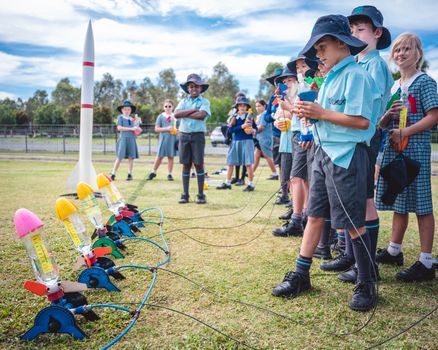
[0,155,437,350]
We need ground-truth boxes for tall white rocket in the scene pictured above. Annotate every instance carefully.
[67,20,97,190]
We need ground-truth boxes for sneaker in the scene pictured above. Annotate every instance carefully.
[349,282,376,312]
[126,174,133,181]
[230,177,238,184]
[313,246,332,260]
[243,185,255,192]
[274,196,290,205]
[272,221,303,237]
[320,253,354,272]
[339,266,381,284]
[272,271,311,297]
[331,241,345,255]
[395,261,436,282]
[196,194,207,204]
[266,174,279,180]
[167,174,174,181]
[216,183,231,190]
[147,172,157,181]
[235,179,245,186]
[178,194,189,204]
[110,174,116,181]
[376,248,404,266]
[278,208,293,220]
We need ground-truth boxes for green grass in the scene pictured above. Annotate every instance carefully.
[0,157,437,350]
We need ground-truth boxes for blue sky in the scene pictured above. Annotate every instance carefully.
[1,0,438,101]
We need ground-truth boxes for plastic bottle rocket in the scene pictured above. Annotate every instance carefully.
[15,208,59,288]
[96,174,125,216]
[395,86,410,152]
[133,114,142,136]
[76,182,105,232]
[296,74,314,142]
[170,116,177,135]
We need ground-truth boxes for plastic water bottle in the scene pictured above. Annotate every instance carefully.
[96,174,125,215]
[15,208,59,287]
[76,182,105,230]
[297,74,315,141]
[399,86,409,129]
[55,197,91,255]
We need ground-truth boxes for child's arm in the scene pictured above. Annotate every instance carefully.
[174,108,198,118]
[390,108,438,144]
[294,101,370,130]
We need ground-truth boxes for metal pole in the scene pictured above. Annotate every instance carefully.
[63,135,66,154]
[25,133,28,153]
[148,128,151,156]
[103,133,106,155]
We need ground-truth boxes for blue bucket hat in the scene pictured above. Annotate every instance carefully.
[348,6,391,50]
[234,96,251,109]
[276,66,298,81]
[266,67,283,86]
[117,100,136,114]
[301,15,367,59]
[180,73,209,94]
[286,54,319,72]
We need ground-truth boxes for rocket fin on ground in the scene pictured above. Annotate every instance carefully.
[66,161,97,190]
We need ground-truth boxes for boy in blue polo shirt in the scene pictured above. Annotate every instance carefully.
[272,15,380,311]
[174,74,211,204]
[330,5,394,283]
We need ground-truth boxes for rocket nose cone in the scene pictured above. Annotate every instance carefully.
[83,20,94,62]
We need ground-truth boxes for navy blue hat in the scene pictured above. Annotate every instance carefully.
[266,67,283,86]
[348,6,391,50]
[277,66,298,81]
[234,96,251,109]
[287,54,319,72]
[117,100,136,114]
[180,73,209,94]
[301,15,367,59]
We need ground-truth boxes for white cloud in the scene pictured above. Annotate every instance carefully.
[0,91,17,100]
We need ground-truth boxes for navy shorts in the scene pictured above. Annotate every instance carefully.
[179,132,205,165]
[291,133,309,180]
[307,144,368,230]
[272,135,281,165]
[366,129,381,199]
[280,152,293,186]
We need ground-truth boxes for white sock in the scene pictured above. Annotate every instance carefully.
[272,172,278,176]
[248,181,254,187]
[387,241,401,256]
[111,170,116,175]
[419,252,433,269]
[152,170,156,174]
[225,180,231,185]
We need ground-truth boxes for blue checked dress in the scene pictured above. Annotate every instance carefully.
[376,74,438,215]
[116,115,139,159]
[156,113,178,157]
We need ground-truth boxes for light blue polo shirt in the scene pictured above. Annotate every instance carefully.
[175,95,211,133]
[315,55,379,169]
[357,50,394,121]
[279,127,293,153]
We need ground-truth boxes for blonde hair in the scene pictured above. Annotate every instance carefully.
[163,99,174,107]
[389,32,424,70]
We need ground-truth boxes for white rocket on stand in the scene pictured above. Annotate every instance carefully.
[67,20,97,190]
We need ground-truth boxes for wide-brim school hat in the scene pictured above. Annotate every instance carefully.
[380,154,420,205]
[348,6,391,50]
[301,14,367,60]
[180,73,209,94]
[286,54,319,72]
[117,100,136,114]
[276,66,298,81]
[234,96,251,109]
[266,67,284,86]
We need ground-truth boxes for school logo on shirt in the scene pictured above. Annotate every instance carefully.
[328,97,346,106]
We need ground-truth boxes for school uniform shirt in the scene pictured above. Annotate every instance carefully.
[357,49,394,121]
[255,112,273,157]
[315,55,380,169]
[264,94,281,138]
[376,74,438,215]
[175,95,211,133]
[155,113,179,157]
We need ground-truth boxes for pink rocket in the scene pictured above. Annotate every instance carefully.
[67,20,97,189]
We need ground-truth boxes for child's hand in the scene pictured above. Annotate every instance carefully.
[386,100,403,118]
[389,128,403,148]
[167,126,174,131]
[294,101,324,120]
[279,99,292,112]
[298,140,313,150]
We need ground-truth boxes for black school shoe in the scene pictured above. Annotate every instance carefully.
[110,174,116,180]
[275,196,290,205]
[396,261,436,282]
[216,183,231,190]
[376,248,404,266]
[272,271,311,297]
[272,221,303,237]
[313,246,332,260]
[349,282,377,312]
[235,179,245,186]
[320,253,354,272]
[278,208,293,220]
[126,174,133,181]
[243,185,255,192]
[230,177,238,184]
[178,193,189,204]
[338,265,380,284]
[147,172,156,180]
[167,174,174,181]
[266,174,279,180]
[196,194,207,204]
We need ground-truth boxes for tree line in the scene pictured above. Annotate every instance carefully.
[0,62,283,127]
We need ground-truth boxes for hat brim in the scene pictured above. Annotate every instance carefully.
[277,72,297,80]
[301,33,367,59]
[266,74,281,86]
[180,83,209,94]
[117,105,136,114]
[347,14,392,50]
[234,103,251,109]
[287,56,319,72]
